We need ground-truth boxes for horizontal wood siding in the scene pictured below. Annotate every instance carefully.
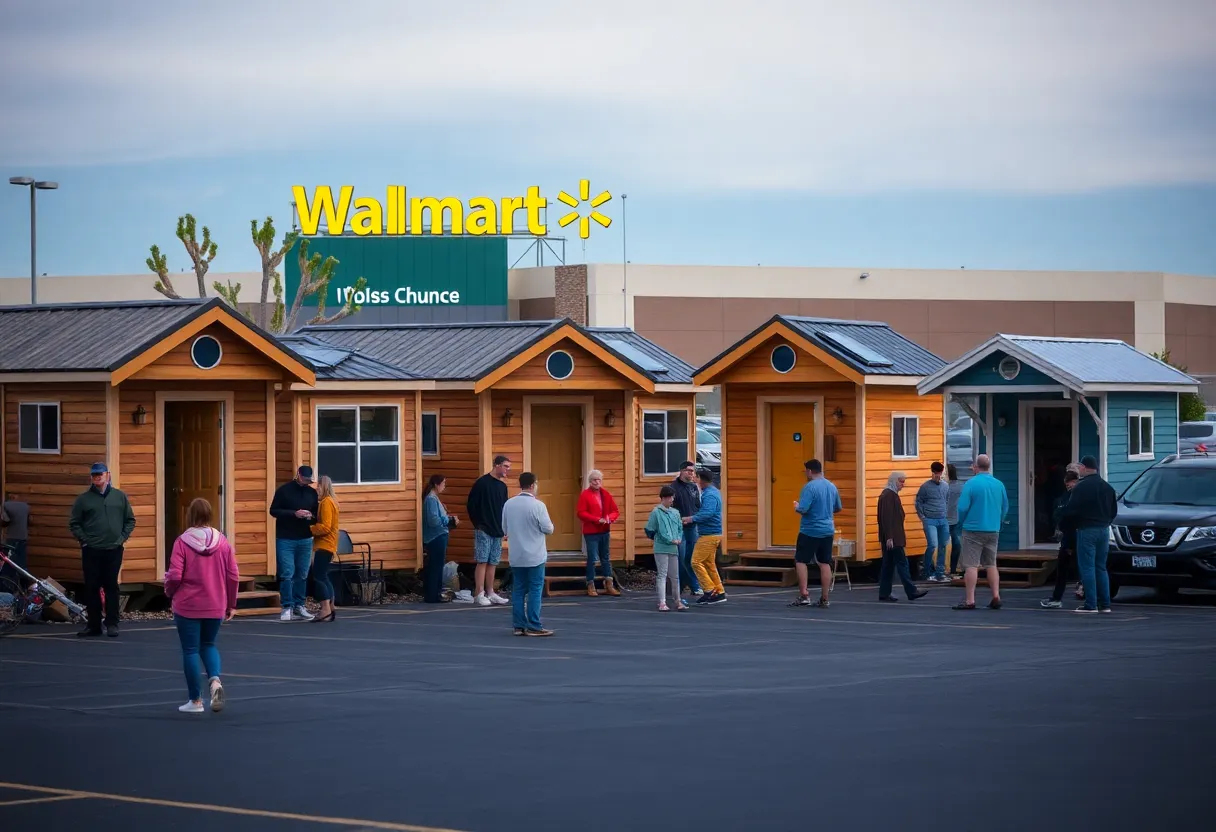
[718,335,852,385]
[3,383,108,581]
[275,393,295,485]
[1080,396,1101,465]
[421,391,481,561]
[633,393,697,558]
[498,339,633,389]
[990,393,1021,551]
[864,387,946,557]
[593,390,627,560]
[1106,392,1180,492]
[128,322,285,381]
[297,393,419,570]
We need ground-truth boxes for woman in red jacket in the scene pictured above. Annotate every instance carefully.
[577,469,620,597]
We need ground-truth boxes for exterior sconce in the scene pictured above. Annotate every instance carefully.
[502,408,514,427]
[997,415,1007,428]
[132,404,148,426]
[605,409,616,427]
[831,407,844,425]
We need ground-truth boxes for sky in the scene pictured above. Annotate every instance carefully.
[1,0,1215,279]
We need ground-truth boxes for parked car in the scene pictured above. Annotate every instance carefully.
[1107,454,1216,597]
[696,426,721,472]
[1178,421,1216,455]
[947,427,974,468]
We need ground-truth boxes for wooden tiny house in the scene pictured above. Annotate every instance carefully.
[279,319,705,577]
[693,315,947,582]
[0,299,315,585]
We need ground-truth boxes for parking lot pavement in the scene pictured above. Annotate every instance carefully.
[1,585,1213,831]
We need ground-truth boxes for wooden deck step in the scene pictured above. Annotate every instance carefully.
[543,574,608,598]
[722,564,797,587]
[739,552,797,566]
[231,589,282,617]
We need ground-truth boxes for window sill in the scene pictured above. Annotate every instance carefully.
[18,448,61,455]
[1127,453,1156,462]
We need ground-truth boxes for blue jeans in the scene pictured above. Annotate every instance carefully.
[175,615,222,701]
[948,523,963,573]
[511,564,546,631]
[678,524,702,593]
[584,532,613,582]
[423,534,449,603]
[276,537,313,609]
[921,518,950,578]
[1076,526,1111,610]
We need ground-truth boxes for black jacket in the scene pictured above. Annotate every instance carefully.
[269,480,320,540]
[1059,474,1118,530]
[1052,491,1078,552]
[669,477,701,520]
[466,474,509,537]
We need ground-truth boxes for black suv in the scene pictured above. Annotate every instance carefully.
[1108,454,1216,597]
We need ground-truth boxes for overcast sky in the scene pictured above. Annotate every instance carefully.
[1,0,1214,276]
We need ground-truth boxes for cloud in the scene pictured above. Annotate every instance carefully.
[1,0,1214,192]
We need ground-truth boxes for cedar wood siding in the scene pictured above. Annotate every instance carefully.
[3,383,109,582]
[862,386,946,559]
[126,322,285,382]
[421,391,481,561]
[275,393,295,487]
[295,393,419,570]
[632,393,699,561]
[493,338,636,390]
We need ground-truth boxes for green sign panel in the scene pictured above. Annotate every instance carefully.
[284,236,508,308]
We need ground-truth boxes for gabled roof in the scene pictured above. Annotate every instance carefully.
[917,334,1200,395]
[0,297,315,383]
[297,319,695,388]
[278,335,418,381]
[694,314,945,385]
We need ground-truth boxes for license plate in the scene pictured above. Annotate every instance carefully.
[1132,555,1157,569]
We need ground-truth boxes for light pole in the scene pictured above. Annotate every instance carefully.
[9,176,59,304]
[621,193,628,327]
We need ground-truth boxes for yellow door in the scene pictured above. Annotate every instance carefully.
[769,402,817,547]
[164,400,224,555]
[530,405,583,551]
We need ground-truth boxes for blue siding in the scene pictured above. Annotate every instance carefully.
[1105,393,1180,493]
[1079,397,1101,462]
[991,394,1021,551]
[950,351,1061,388]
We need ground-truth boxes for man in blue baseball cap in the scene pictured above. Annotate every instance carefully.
[68,462,136,637]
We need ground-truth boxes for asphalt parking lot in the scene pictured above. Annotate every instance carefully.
[1,584,1213,832]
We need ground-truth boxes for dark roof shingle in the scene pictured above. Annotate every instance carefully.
[278,335,418,381]
[781,316,946,376]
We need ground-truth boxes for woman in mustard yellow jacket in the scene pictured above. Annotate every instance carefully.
[309,476,340,622]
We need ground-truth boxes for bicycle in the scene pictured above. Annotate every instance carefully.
[0,542,88,636]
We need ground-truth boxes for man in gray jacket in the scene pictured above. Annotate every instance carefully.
[915,461,951,582]
[501,472,555,637]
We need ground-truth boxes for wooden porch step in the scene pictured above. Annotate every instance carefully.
[722,564,797,587]
[231,589,282,617]
[738,551,796,566]
[543,574,609,598]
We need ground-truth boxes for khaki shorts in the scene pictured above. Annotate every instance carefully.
[960,531,999,569]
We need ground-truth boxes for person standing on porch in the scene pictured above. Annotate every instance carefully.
[790,459,841,608]
[1041,468,1080,608]
[467,455,512,607]
[501,472,555,636]
[1060,455,1118,614]
[69,462,136,638]
[953,454,1009,611]
[309,476,340,623]
[687,468,727,605]
[422,474,459,604]
[646,485,687,611]
[876,472,927,602]
[946,464,964,577]
[578,469,621,597]
[269,465,319,622]
[670,461,703,597]
[915,461,952,582]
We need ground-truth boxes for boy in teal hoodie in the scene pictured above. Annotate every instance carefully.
[646,486,687,611]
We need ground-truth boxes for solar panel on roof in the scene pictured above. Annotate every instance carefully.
[291,343,351,369]
[603,338,668,373]
[816,330,895,367]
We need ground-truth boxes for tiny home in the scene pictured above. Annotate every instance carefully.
[693,315,947,570]
[916,334,1200,552]
[0,299,316,585]
[279,318,704,569]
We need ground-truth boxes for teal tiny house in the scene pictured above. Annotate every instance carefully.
[918,335,1199,552]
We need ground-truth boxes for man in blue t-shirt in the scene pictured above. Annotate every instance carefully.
[791,459,842,608]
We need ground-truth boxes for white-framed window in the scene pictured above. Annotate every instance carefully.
[892,414,920,459]
[1128,410,1155,461]
[315,405,400,485]
[642,409,691,476]
[18,402,60,454]
[421,412,439,457]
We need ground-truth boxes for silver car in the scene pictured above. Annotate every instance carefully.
[1179,421,1216,455]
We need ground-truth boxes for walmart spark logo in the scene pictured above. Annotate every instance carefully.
[557,180,612,240]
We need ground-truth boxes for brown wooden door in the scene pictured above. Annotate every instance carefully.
[530,405,583,551]
[164,401,224,552]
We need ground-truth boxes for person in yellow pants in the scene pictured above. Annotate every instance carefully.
[685,468,727,605]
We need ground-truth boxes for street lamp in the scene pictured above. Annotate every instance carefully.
[9,176,59,304]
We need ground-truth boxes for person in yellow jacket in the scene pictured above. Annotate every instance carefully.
[309,476,340,623]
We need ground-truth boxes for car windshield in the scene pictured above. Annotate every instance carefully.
[696,428,719,444]
[1179,424,1213,439]
[1122,466,1216,506]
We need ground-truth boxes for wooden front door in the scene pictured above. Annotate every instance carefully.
[164,400,224,554]
[530,404,584,551]
[769,402,816,547]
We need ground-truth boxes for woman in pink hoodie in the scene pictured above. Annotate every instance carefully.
[164,498,240,714]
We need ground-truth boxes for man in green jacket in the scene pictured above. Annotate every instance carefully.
[69,462,136,637]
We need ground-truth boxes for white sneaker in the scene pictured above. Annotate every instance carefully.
[209,679,225,713]
[474,593,492,607]
[179,700,204,713]
[488,592,509,606]
[280,608,294,622]
[293,605,315,621]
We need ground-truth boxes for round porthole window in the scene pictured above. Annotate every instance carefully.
[997,356,1021,381]
[546,349,574,380]
[191,335,223,370]
[771,344,797,374]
